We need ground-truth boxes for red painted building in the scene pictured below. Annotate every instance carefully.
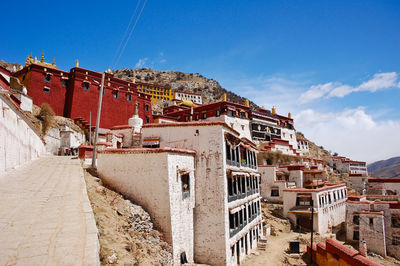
[15,55,153,129]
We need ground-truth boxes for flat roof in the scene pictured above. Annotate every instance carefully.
[100,147,196,155]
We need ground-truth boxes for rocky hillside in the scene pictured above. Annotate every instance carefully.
[112,68,259,109]
[368,156,400,178]
[0,60,22,72]
[296,132,331,159]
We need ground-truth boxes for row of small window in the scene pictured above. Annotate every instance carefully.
[152,95,169,100]
[226,142,257,169]
[227,175,260,200]
[43,74,68,87]
[227,110,247,119]
[353,215,400,229]
[352,230,400,246]
[229,201,261,235]
[318,189,347,207]
[181,110,221,122]
[176,94,201,99]
[138,86,170,93]
[230,225,262,259]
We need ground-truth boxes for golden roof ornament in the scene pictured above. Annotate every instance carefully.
[41,51,45,62]
[75,59,79,68]
[244,99,250,107]
[222,93,227,101]
[52,58,55,65]
[272,106,276,115]
[288,112,292,119]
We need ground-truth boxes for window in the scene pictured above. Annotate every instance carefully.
[146,117,150,123]
[44,73,51,83]
[271,189,279,197]
[126,93,132,102]
[181,173,190,199]
[392,217,400,228]
[43,86,50,93]
[393,236,400,246]
[216,109,220,117]
[202,113,207,119]
[83,82,90,91]
[239,112,244,119]
[61,79,68,88]
[353,230,359,240]
[195,114,199,120]
[145,104,149,112]
[185,116,189,122]
[353,215,360,225]
[369,218,374,226]
[228,110,235,117]
[113,90,119,99]
[137,103,140,110]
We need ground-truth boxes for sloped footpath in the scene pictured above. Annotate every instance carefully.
[0,156,99,265]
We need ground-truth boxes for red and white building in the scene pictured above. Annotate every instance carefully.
[174,91,202,104]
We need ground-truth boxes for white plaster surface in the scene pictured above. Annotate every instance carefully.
[0,94,45,174]
[97,151,195,265]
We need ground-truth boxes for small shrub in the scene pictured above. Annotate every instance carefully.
[38,103,55,134]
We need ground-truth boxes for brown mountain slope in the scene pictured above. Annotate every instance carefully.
[112,68,259,109]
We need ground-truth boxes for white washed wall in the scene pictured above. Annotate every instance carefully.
[0,96,45,174]
[97,151,195,265]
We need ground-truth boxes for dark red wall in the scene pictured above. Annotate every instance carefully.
[18,65,68,116]
[16,64,153,129]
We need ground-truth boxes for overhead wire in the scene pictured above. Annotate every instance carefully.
[113,0,148,69]
[110,0,142,68]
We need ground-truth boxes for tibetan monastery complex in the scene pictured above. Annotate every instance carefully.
[1,53,397,265]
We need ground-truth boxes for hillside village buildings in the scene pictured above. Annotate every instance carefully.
[7,53,397,264]
[346,195,400,260]
[326,156,368,175]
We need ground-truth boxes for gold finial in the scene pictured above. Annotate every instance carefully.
[52,58,55,65]
[244,99,249,107]
[262,105,265,109]
[25,55,30,66]
[75,59,79,68]
[107,68,111,73]
[272,106,276,115]
[288,112,291,119]
[134,102,139,115]
[132,77,136,83]
[30,52,32,59]
[41,51,45,62]
[222,93,227,101]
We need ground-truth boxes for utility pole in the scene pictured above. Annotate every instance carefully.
[310,198,314,265]
[89,111,92,145]
[91,72,105,168]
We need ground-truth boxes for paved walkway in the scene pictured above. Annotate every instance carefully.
[0,156,99,266]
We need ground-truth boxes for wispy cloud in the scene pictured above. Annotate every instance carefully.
[294,107,400,163]
[299,72,399,104]
[135,58,148,68]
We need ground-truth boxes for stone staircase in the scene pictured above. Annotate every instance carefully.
[257,237,268,251]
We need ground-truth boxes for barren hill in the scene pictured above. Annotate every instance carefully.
[369,156,400,178]
[112,68,259,109]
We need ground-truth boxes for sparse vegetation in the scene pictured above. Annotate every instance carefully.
[37,103,55,134]
[258,150,301,166]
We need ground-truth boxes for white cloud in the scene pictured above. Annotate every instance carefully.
[295,107,400,163]
[135,58,148,68]
[299,72,399,103]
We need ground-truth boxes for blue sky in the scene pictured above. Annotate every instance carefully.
[1,0,399,163]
